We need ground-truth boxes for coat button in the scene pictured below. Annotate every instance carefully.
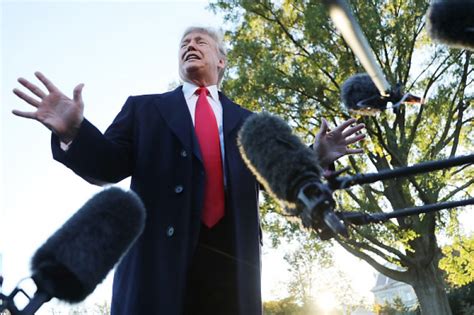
[175,185,183,194]
[180,150,187,157]
[166,226,174,237]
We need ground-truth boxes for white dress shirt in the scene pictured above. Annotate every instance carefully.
[181,82,226,164]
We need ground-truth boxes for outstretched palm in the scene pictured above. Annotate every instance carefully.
[12,72,84,143]
[313,118,365,169]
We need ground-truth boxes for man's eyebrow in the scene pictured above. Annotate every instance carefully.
[180,35,208,45]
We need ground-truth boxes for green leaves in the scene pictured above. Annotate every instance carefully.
[212,1,472,308]
[440,234,474,287]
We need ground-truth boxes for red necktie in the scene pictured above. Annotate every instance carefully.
[194,87,225,228]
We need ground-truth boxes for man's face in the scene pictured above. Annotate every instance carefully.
[179,31,225,85]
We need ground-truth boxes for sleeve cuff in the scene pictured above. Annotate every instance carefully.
[59,140,73,151]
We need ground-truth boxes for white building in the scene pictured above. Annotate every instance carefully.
[371,272,417,309]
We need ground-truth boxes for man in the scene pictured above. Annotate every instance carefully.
[12,26,365,314]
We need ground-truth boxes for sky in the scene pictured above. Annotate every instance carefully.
[0,0,452,313]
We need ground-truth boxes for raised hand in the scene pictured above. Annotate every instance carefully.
[313,117,365,169]
[12,71,84,143]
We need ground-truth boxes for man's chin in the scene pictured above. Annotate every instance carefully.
[183,58,204,67]
[181,66,204,79]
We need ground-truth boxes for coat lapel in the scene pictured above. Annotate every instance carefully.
[154,86,203,162]
[153,88,243,163]
[220,92,243,140]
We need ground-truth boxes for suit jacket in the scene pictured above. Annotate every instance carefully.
[51,86,262,315]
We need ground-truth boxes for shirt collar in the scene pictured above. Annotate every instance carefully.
[182,81,219,102]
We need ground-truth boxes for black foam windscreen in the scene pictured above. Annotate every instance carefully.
[237,112,322,207]
[340,73,387,113]
[427,0,474,50]
[31,187,146,303]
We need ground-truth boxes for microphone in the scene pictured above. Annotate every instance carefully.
[323,0,391,97]
[238,112,348,239]
[426,0,474,51]
[16,187,146,313]
[341,73,422,115]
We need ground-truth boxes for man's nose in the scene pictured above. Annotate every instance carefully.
[186,42,197,51]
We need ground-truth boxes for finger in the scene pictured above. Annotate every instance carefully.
[12,109,38,120]
[345,134,366,145]
[13,88,41,107]
[35,71,58,93]
[314,118,328,142]
[332,118,357,133]
[317,118,329,137]
[321,118,329,133]
[18,77,47,99]
[346,148,364,155]
[73,83,84,103]
[341,123,365,138]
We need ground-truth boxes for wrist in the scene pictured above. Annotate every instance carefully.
[319,159,332,170]
[313,146,331,170]
[57,117,83,143]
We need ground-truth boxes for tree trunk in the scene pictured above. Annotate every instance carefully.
[412,262,452,315]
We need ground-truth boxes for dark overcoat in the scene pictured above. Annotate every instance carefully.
[51,86,262,315]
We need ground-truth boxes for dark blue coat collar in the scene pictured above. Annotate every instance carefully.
[154,86,244,162]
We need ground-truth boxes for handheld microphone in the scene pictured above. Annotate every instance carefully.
[427,0,474,51]
[4,187,146,314]
[341,73,422,115]
[238,112,348,239]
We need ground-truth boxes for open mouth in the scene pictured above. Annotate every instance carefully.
[184,53,201,61]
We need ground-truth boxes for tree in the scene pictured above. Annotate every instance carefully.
[92,300,111,315]
[282,229,331,310]
[210,1,473,314]
[439,233,474,287]
[283,235,369,313]
[374,296,417,315]
[447,282,474,315]
[43,300,110,315]
[263,203,369,313]
[263,296,303,315]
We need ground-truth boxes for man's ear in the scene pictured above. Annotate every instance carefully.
[218,57,226,71]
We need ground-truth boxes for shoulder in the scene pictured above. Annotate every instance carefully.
[219,91,254,117]
[129,87,182,103]
[125,87,183,107]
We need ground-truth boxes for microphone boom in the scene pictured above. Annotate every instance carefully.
[323,0,391,96]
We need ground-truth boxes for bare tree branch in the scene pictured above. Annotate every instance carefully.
[336,238,413,284]
[353,227,415,266]
[441,178,474,202]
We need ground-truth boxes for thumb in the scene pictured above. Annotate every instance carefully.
[73,83,85,104]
